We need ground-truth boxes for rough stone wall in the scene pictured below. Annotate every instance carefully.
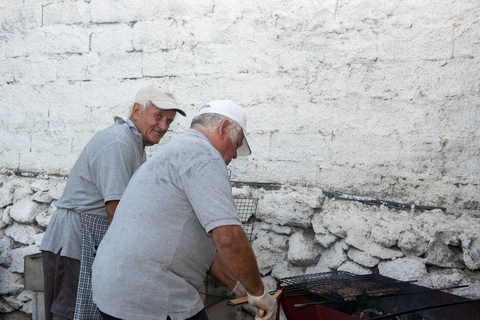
[2,175,480,319]
[1,0,479,319]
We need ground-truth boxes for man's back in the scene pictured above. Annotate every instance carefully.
[92,129,241,320]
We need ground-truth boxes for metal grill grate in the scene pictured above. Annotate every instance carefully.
[280,271,415,303]
[234,197,258,243]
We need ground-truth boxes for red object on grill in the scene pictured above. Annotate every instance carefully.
[276,271,480,320]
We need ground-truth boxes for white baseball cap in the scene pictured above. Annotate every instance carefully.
[197,100,252,156]
[135,84,186,116]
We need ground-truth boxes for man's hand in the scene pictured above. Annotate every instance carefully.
[247,288,278,320]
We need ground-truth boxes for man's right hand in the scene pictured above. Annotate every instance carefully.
[247,288,278,320]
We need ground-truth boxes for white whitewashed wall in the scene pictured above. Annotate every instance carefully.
[1,0,479,318]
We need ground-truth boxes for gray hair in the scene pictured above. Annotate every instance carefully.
[128,100,151,117]
[191,107,242,144]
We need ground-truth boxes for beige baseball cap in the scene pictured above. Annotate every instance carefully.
[135,84,186,116]
[197,100,251,156]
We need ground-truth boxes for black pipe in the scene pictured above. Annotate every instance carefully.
[323,191,447,212]
[231,180,282,190]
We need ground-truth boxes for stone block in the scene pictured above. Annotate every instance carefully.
[30,181,51,193]
[268,224,292,236]
[338,261,372,275]
[10,56,59,87]
[425,237,463,268]
[318,239,348,270]
[143,50,194,78]
[20,299,32,314]
[35,208,53,229]
[42,1,89,25]
[89,52,143,80]
[8,245,41,274]
[32,192,53,204]
[4,223,38,245]
[271,260,306,280]
[3,293,26,309]
[287,230,323,266]
[49,182,66,200]
[436,231,461,247]
[347,247,380,268]
[34,233,44,247]
[0,266,23,295]
[91,24,134,54]
[3,29,46,58]
[56,54,96,82]
[253,229,289,252]
[255,251,288,276]
[44,25,90,55]
[371,227,398,248]
[420,267,464,290]
[0,235,13,267]
[13,187,33,201]
[0,208,10,229]
[259,189,321,227]
[397,231,431,256]
[314,233,338,248]
[133,20,191,51]
[252,229,289,274]
[311,214,339,247]
[0,186,14,208]
[378,257,427,282]
[9,198,41,223]
[345,230,404,260]
[455,16,480,58]
[460,235,480,271]
[0,299,15,313]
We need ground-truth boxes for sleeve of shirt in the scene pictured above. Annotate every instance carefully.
[180,158,241,234]
[92,142,137,203]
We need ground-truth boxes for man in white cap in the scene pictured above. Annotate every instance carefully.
[91,101,277,320]
[40,85,186,320]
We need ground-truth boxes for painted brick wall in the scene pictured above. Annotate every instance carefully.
[1,0,479,208]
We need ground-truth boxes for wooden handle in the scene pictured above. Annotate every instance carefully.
[257,289,282,318]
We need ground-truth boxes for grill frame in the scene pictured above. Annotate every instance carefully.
[277,271,480,320]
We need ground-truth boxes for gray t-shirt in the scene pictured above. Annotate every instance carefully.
[92,129,241,320]
[40,117,145,260]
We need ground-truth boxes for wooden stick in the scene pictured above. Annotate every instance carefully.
[258,289,282,318]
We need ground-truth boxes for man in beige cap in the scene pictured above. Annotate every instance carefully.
[40,85,186,320]
[92,100,277,320]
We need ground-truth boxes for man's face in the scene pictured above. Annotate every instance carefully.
[221,129,244,165]
[132,103,177,147]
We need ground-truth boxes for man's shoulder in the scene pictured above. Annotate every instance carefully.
[90,121,132,144]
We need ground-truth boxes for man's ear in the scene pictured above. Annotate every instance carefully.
[219,119,231,140]
[130,103,142,121]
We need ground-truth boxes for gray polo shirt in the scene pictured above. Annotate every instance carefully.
[92,129,241,320]
[40,117,145,259]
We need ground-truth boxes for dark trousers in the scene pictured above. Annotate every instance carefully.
[99,308,209,320]
[42,250,81,320]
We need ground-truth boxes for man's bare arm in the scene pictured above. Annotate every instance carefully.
[211,225,264,296]
[105,200,119,224]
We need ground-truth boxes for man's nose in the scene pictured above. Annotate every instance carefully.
[158,119,169,131]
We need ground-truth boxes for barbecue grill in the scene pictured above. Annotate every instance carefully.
[277,271,480,320]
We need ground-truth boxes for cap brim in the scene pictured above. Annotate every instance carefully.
[236,129,251,156]
[150,100,186,116]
